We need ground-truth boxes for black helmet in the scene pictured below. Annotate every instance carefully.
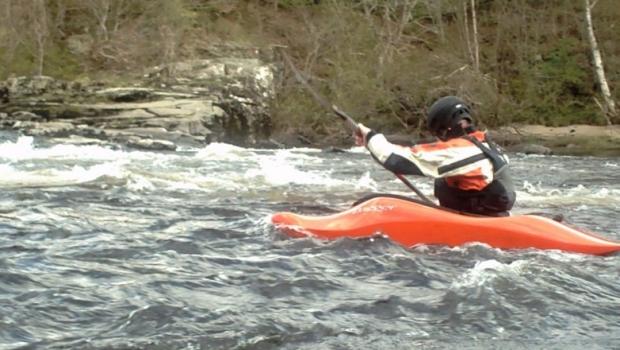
[427,96,472,136]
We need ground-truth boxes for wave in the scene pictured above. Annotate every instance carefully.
[450,259,529,289]
[0,138,616,209]
[518,181,620,206]
[0,162,126,188]
[0,136,126,161]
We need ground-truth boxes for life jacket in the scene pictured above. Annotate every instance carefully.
[421,131,505,191]
[365,129,516,215]
[460,133,515,193]
[366,130,513,192]
[434,133,516,215]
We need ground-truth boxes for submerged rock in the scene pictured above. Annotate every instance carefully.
[125,137,177,151]
[512,143,553,155]
[20,121,76,137]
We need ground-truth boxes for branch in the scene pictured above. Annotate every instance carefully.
[590,0,599,9]
[593,97,612,126]
[446,65,469,79]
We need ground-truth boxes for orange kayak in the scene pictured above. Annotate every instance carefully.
[271,196,620,256]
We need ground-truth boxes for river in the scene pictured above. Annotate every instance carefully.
[0,132,618,349]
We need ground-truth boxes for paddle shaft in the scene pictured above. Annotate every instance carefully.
[279,49,435,205]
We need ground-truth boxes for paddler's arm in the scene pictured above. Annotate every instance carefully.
[356,124,428,176]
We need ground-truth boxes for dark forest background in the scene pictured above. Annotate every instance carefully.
[1,0,618,134]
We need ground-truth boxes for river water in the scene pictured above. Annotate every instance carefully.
[0,132,618,349]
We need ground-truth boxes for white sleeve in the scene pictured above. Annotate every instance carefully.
[366,134,438,177]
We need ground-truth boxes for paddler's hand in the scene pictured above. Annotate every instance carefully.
[354,123,371,146]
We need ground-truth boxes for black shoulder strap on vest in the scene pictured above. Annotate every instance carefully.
[463,134,508,175]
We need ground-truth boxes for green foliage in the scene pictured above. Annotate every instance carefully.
[511,38,601,125]
[0,46,30,77]
[40,45,82,79]
[274,0,321,8]
[0,42,81,79]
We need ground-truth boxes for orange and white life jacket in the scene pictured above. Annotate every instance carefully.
[365,130,509,191]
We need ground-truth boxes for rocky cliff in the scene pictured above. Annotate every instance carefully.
[0,51,277,151]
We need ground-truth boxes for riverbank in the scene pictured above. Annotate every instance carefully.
[267,124,620,157]
[2,75,619,157]
[493,124,620,156]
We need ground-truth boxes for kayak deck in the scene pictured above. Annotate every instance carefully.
[271,197,620,255]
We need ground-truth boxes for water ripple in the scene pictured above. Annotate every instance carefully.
[0,138,618,349]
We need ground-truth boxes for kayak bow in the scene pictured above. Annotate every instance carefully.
[271,196,620,255]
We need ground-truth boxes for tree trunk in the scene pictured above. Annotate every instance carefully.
[462,1,474,66]
[33,0,48,76]
[471,0,480,72]
[86,0,111,41]
[584,0,616,124]
[423,0,445,42]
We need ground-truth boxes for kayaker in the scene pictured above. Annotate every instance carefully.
[354,96,516,216]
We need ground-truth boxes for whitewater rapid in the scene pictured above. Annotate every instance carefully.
[0,134,618,349]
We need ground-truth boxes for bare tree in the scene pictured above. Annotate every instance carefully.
[584,0,616,124]
[470,0,479,72]
[85,0,111,41]
[376,0,419,79]
[32,0,49,76]
[462,1,474,67]
[84,0,130,41]
[1,0,50,76]
[461,0,479,72]
[423,0,445,42]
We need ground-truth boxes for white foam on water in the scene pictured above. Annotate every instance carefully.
[0,136,128,161]
[194,142,255,161]
[451,259,529,289]
[191,145,331,189]
[0,137,188,172]
[347,146,369,154]
[537,250,589,263]
[0,136,36,159]
[518,181,620,206]
[0,161,126,188]
[285,147,323,153]
[244,150,345,188]
[574,204,589,211]
[248,159,342,187]
[354,171,379,191]
[126,175,156,192]
[126,144,371,192]
[272,148,326,164]
[0,138,262,192]
[153,145,374,192]
[134,169,246,193]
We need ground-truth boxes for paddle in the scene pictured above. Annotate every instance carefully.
[278,48,436,206]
